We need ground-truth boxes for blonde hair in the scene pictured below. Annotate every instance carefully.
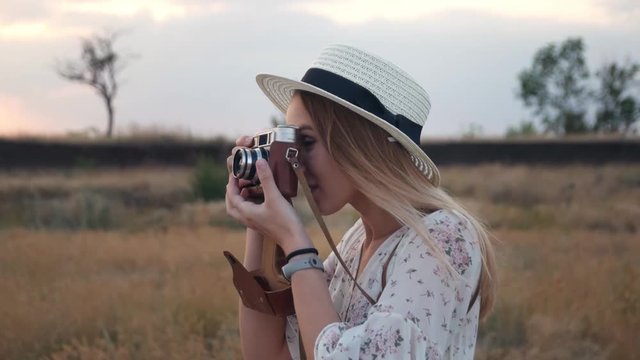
[297,91,497,319]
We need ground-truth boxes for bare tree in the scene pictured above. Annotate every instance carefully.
[57,32,127,137]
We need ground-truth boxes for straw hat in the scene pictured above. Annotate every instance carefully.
[256,44,440,186]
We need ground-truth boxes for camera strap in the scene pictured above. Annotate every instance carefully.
[286,149,376,306]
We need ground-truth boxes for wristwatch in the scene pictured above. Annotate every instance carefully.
[281,254,324,281]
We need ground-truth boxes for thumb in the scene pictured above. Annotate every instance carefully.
[256,159,280,200]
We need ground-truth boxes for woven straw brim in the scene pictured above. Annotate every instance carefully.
[256,73,441,187]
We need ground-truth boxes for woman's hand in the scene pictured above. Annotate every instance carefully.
[225,137,311,254]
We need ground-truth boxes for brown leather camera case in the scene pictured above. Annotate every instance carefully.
[223,251,295,316]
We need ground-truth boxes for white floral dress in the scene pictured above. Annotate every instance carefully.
[285,209,482,359]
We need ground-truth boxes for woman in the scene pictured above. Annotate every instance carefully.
[226,44,496,359]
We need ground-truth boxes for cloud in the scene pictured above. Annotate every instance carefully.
[596,0,640,24]
[0,20,89,40]
[57,0,228,22]
[0,0,228,41]
[289,0,619,26]
[0,0,51,22]
[597,0,640,13]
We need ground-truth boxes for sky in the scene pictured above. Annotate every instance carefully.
[0,0,639,139]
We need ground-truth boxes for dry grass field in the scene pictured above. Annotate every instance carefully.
[0,164,638,359]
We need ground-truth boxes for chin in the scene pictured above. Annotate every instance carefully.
[318,201,346,216]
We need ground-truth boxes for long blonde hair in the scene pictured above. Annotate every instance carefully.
[297,90,497,319]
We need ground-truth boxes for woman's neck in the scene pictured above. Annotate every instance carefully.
[350,192,402,249]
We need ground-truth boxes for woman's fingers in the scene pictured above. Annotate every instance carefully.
[235,135,253,147]
[226,155,233,172]
[238,179,253,188]
[240,186,265,203]
[225,188,240,219]
[254,159,280,202]
[227,172,258,212]
[225,173,245,218]
[226,156,296,239]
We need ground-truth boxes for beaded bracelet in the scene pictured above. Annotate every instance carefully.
[285,247,319,262]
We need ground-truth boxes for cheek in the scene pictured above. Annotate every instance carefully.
[324,171,354,201]
[318,180,354,215]
[335,176,355,199]
[302,148,326,178]
[302,146,352,197]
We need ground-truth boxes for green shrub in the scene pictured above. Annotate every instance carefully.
[191,157,227,201]
[73,156,97,170]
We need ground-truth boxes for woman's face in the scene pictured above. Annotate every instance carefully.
[285,94,357,215]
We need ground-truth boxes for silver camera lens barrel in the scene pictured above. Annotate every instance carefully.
[232,147,269,182]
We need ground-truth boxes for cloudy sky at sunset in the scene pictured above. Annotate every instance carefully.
[1,0,639,139]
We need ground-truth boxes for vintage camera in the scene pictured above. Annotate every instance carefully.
[232,125,300,199]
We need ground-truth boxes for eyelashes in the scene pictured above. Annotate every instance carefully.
[301,135,315,148]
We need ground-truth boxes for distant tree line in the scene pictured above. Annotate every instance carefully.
[511,37,639,137]
[55,33,637,140]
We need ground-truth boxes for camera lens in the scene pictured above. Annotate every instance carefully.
[232,147,269,182]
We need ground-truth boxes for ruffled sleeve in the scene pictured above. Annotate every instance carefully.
[314,210,481,359]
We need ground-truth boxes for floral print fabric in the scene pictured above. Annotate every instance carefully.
[285,210,482,359]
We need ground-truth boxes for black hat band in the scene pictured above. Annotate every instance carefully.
[301,68,422,145]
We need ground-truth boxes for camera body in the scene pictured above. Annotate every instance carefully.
[232,125,300,199]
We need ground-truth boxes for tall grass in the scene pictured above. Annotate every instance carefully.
[0,164,638,359]
[476,229,639,359]
[0,227,244,359]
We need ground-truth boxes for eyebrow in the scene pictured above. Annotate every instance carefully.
[298,125,313,131]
